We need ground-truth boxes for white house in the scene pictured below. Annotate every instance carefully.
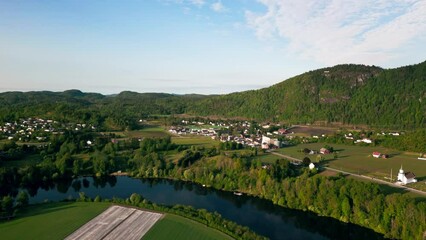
[309,163,317,170]
[397,166,417,185]
[355,138,372,144]
[372,152,381,158]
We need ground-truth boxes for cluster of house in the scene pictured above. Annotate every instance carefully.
[168,127,217,137]
[344,131,401,144]
[219,135,263,148]
[304,148,331,155]
[0,118,96,142]
[169,120,290,149]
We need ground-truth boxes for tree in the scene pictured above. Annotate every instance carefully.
[302,148,310,154]
[16,191,29,208]
[1,196,14,216]
[333,152,339,160]
[316,154,324,163]
[302,157,311,165]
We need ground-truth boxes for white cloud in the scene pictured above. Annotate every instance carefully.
[189,0,205,6]
[211,1,225,12]
[159,0,205,7]
[246,0,426,65]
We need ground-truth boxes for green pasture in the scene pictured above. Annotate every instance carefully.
[254,152,281,164]
[278,143,426,180]
[103,125,169,139]
[0,202,110,240]
[187,124,223,130]
[143,214,233,240]
[172,136,218,148]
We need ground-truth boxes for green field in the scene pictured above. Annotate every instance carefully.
[0,202,233,240]
[143,214,233,240]
[172,135,218,148]
[0,202,110,240]
[255,152,283,164]
[102,125,170,139]
[277,143,426,181]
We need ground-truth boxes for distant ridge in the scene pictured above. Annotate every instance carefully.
[0,61,425,129]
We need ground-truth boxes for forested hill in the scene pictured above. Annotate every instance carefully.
[0,90,207,130]
[0,61,425,129]
[188,62,426,129]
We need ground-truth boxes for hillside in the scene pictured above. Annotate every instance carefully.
[0,91,206,130]
[0,61,425,129]
[188,62,426,129]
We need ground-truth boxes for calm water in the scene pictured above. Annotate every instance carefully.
[28,176,384,240]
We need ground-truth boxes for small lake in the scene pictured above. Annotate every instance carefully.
[28,176,384,240]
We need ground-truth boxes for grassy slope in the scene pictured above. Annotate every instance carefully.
[0,202,110,240]
[143,214,233,240]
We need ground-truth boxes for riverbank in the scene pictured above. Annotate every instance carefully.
[0,200,262,240]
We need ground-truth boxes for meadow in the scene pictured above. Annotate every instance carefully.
[172,135,218,148]
[0,202,233,240]
[142,214,233,240]
[0,202,110,240]
[277,143,426,180]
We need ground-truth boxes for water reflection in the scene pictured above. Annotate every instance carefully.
[25,176,384,240]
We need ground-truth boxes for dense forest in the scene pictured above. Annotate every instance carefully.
[189,61,426,129]
[0,61,425,129]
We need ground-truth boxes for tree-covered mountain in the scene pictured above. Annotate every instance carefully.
[0,61,425,129]
[0,91,206,130]
[188,61,426,129]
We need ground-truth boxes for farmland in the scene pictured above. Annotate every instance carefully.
[287,125,338,137]
[0,202,110,240]
[143,214,233,240]
[171,135,218,148]
[0,202,235,240]
[103,125,170,139]
[65,205,162,240]
[277,143,426,180]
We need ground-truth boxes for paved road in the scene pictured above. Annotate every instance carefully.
[270,151,426,197]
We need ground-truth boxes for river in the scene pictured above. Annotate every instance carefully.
[28,176,384,240]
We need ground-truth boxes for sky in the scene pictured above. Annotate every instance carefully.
[0,0,425,95]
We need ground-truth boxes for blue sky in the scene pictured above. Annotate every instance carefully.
[1,0,425,94]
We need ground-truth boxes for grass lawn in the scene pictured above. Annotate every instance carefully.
[126,127,170,138]
[1,154,42,168]
[143,214,233,240]
[277,143,426,182]
[254,152,282,164]
[172,136,218,148]
[0,202,111,240]
[102,125,170,139]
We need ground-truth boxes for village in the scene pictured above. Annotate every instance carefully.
[168,119,424,188]
[168,119,290,149]
[0,118,96,143]
[168,119,406,150]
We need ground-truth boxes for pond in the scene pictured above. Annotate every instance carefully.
[28,176,384,240]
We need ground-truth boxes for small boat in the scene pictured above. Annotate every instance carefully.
[202,184,206,187]
[233,192,243,196]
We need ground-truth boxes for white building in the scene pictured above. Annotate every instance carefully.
[397,166,417,185]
